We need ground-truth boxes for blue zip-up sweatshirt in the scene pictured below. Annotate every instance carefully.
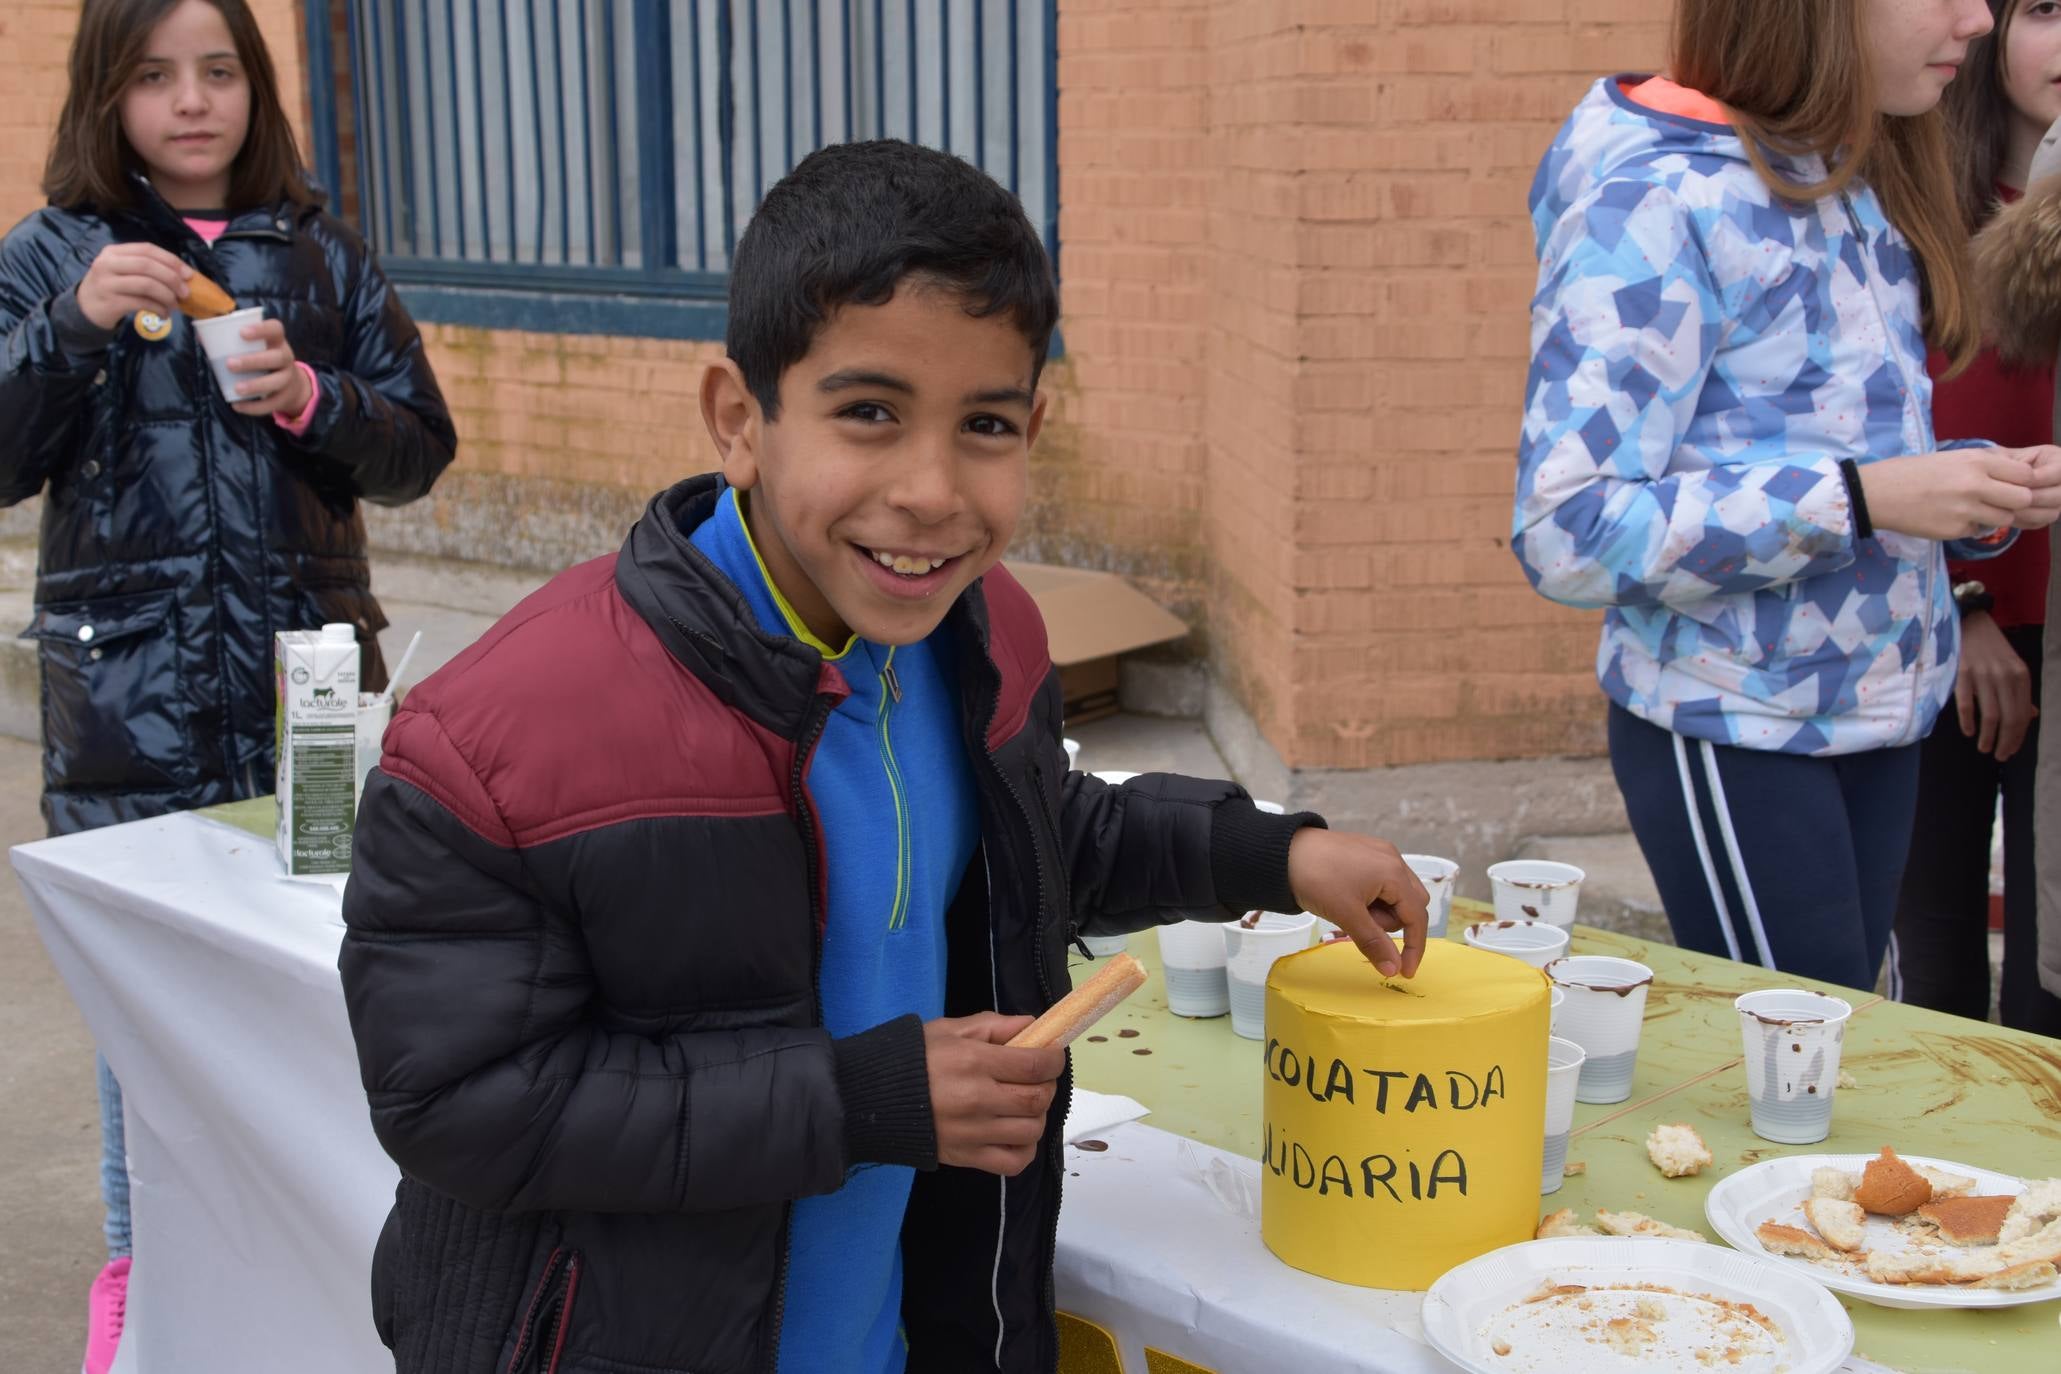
[690,487,978,1374]
[1516,76,2009,755]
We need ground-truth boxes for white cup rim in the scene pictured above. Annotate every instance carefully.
[1734,988,1853,1026]
[193,305,264,337]
[1402,854,1459,878]
[1546,955,1653,990]
[1547,1035,1588,1070]
[1464,922,1569,951]
[1486,859,1586,886]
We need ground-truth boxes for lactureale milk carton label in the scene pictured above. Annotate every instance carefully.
[275,627,361,875]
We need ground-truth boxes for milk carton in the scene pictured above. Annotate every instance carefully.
[276,623,361,875]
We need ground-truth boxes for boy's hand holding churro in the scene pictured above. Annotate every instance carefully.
[923,1014,1066,1178]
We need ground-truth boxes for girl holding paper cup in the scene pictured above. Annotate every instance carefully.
[0,3,454,1366]
[1515,0,2061,991]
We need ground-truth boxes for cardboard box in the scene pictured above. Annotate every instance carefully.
[1004,562,1189,724]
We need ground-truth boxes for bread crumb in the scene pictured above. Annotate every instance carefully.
[1564,1160,1586,1176]
[1646,1122,1714,1178]
[1837,1069,1857,1089]
[1491,1338,1513,1357]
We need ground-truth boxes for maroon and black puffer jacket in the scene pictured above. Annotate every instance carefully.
[338,474,1317,1373]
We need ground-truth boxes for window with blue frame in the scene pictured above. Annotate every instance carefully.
[303,1,1058,339]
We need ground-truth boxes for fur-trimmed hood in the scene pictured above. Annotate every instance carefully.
[1974,173,2061,367]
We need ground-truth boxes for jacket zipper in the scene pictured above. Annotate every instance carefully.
[764,689,838,1374]
[878,653,911,931]
[977,664,1063,1370]
[504,1248,579,1374]
[1837,190,1937,743]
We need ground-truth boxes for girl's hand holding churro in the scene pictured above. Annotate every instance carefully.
[74,241,193,330]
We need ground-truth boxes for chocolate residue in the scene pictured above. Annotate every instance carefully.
[1239,910,1262,929]
[1086,1035,1108,1044]
[1076,1140,1109,1153]
[1791,1042,1802,1053]
[1132,1048,1152,1056]
[1117,1028,1140,1039]
[1521,904,1540,919]
[1806,1084,1817,1094]
[1919,1088,1965,1117]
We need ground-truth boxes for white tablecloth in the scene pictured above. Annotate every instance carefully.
[16,811,1892,1374]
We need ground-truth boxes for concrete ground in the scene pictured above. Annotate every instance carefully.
[0,734,102,1372]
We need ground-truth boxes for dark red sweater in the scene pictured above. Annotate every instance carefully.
[1931,194,2052,630]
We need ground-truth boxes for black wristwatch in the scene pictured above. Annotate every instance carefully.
[1951,580,1995,616]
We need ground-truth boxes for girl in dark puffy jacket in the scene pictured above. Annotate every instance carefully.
[0,3,455,1368]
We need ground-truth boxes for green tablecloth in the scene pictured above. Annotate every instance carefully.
[208,793,2057,1369]
[1070,908,2061,1373]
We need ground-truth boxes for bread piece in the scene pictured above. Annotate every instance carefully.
[1997,1217,2061,1268]
[1961,1260,2057,1291]
[1853,1147,1932,1216]
[1537,1207,1600,1239]
[1914,1165,1976,1199]
[1597,1209,1705,1242]
[1864,1247,2002,1285]
[1756,1220,1843,1262]
[1801,1197,1867,1252]
[2000,1179,2061,1244]
[1914,1195,2014,1246]
[1645,1123,1713,1178]
[1810,1166,1857,1201]
[180,272,236,320]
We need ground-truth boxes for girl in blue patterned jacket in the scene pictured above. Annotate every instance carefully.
[1515,0,2061,991]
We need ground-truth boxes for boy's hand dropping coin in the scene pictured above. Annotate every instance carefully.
[1287,829,1430,979]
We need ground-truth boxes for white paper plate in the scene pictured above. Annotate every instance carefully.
[1705,1153,2058,1309]
[1422,1237,1852,1374]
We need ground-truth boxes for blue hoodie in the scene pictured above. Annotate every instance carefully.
[690,486,978,1374]
[1515,77,2009,755]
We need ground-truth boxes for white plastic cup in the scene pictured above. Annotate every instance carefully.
[354,691,393,802]
[1735,989,1853,1145]
[193,307,267,403]
[1462,918,1570,969]
[1403,854,1458,939]
[1549,984,1565,1035]
[1547,956,1653,1104]
[1079,932,1129,958]
[1224,912,1316,1039]
[1158,920,1229,1017]
[1541,1036,1587,1195]
[1063,737,1081,772]
[1486,859,1584,928]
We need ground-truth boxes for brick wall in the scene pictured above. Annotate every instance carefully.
[1054,0,1669,768]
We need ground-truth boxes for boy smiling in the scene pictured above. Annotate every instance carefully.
[340,141,1426,1374]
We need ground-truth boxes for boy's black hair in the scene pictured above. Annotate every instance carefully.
[727,140,1058,416]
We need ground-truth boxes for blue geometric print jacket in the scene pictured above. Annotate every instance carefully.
[1514,76,2009,756]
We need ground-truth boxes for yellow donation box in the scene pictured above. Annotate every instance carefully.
[1260,939,1550,1291]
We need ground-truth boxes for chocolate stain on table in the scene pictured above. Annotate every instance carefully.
[1076,1140,1109,1153]
[1117,1028,1140,1038]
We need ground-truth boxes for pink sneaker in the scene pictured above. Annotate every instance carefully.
[82,1258,129,1374]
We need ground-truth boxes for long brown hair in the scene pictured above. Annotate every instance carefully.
[43,0,313,214]
[1941,0,2019,233]
[1672,0,1980,370]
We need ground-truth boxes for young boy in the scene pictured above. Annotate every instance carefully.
[339,140,1427,1374]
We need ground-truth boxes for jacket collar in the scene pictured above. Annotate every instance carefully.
[615,474,1000,741]
[110,170,308,247]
